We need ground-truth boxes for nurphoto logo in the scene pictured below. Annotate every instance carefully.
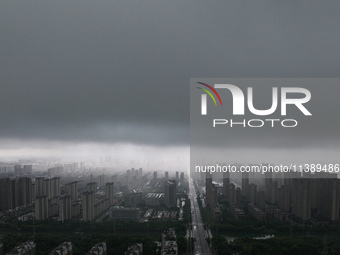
[196,82,312,128]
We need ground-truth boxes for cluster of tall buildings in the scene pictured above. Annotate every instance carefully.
[264,172,340,222]
[150,171,185,189]
[34,177,62,220]
[82,182,114,221]
[0,162,87,177]
[14,165,33,176]
[120,168,143,192]
[47,166,64,176]
[34,177,71,221]
[0,174,75,221]
[0,177,33,211]
[0,165,13,174]
[35,177,61,199]
[0,174,116,222]
[0,166,187,223]
[216,168,340,223]
[25,178,114,222]
[0,165,71,220]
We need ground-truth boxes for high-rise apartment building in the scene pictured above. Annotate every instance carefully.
[180,172,184,186]
[205,172,212,206]
[316,178,340,221]
[292,178,311,222]
[164,180,177,209]
[248,183,257,205]
[105,182,114,206]
[65,181,78,201]
[82,191,95,221]
[222,171,230,198]
[17,177,33,207]
[0,177,33,211]
[0,178,15,211]
[241,172,249,198]
[50,177,60,199]
[35,177,44,197]
[35,195,48,220]
[59,196,71,221]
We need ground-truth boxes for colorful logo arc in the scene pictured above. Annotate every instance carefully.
[196,82,223,106]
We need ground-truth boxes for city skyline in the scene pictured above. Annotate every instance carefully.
[3,1,340,254]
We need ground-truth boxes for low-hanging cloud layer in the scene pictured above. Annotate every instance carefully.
[1,1,340,160]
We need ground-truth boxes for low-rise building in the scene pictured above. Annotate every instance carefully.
[125,191,143,207]
[7,241,36,255]
[248,203,266,222]
[48,242,72,255]
[228,204,245,221]
[125,243,143,255]
[161,228,178,255]
[145,193,164,207]
[267,205,287,223]
[110,206,140,221]
[86,242,107,255]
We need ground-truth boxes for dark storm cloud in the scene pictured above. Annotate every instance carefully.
[1,1,340,145]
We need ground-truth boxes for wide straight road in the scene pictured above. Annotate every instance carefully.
[189,178,211,255]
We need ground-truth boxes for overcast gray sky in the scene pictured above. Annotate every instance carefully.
[1,1,340,160]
